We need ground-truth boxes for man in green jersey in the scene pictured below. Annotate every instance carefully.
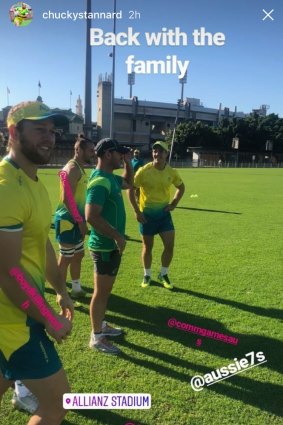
[131,149,144,174]
[55,135,96,298]
[0,101,74,425]
[85,138,133,354]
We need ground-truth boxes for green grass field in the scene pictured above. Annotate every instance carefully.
[1,168,282,425]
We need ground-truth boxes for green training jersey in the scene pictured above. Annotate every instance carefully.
[86,169,125,251]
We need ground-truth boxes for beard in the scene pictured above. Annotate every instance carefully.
[19,134,53,165]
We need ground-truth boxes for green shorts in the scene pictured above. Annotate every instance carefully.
[55,218,82,246]
[0,323,62,381]
[90,250,121,276]
[139,211,174,236]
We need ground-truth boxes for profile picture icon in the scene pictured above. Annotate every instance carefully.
[9,2,33,27]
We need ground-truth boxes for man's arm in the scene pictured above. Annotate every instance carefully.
[127,165,147,224]
[85,203,126,255]
[59,164,87,238]
[164,183,185,211]
[128,187,147,224]
[46,238,74,320]
[61,164,80,204]
[0,231,72,343]
[121,152,134,190]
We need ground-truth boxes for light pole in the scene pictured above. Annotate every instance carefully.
[169,73,187,164]
[6,87,10,106]
[169,99,181,164]
[179,71,187,103]
[128,72,135,98]
[110,0,117,139]
[84,0,92,138]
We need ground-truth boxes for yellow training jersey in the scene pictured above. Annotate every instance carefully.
[134,162,183,213]
[0,157,51,360]
[55,159,88,222]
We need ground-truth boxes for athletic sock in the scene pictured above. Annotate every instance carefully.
[144,269,151,277]
[160,267,169,276]
[71,279,82,292]
[15,381,32,398]
[93,332,103,342]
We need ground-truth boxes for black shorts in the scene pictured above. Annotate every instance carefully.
[89,250,121,276]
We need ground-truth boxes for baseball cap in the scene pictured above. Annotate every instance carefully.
[7,101,69,128]
[152,141,170,152]
[133,149,140,154]
[95,138,130,157]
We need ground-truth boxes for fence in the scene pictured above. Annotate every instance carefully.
[170,160,283,168]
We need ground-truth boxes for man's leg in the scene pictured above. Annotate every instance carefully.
[159,230,175,267]
[69,245,86,297]
[89,273,121,354]
[55,219,74,285]
[140,235,154,287]
[90,273,116,334]
[70,250,84,281]
[58,244,85,297]
[57,243,74,283]
[0,372,13,404]
[141,235,154,270]
[56,219,84,291]
[22,368,69,425]
[89,251,122,354]
[158,230,175,289]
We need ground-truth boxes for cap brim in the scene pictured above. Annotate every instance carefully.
[50,114,69,127]
[117,146,131,154]
[27,113,69,127]
[152,142,169,152]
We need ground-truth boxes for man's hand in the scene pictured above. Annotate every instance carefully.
[45,314,72,344]
[56,292,74,321]
[78,221,88,240]
[135,210,147,224]
[115,235,126,255]
[164,200,177,212]
[123,151,132,164]
[164,199,178,212]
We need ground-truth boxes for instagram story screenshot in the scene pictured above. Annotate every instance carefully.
[0,1,282,425]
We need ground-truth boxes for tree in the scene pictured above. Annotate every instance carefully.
[168,114,283,158]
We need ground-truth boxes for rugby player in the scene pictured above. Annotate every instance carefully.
[0,101,73,425]
[55,135,95,298]
[128,141,185,289]
[85,138,133,354]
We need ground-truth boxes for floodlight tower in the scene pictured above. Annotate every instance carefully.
[110,0,117,138]
[179,71,187,103]
[128,72,135,98]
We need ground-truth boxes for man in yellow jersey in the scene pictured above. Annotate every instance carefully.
[55,135,96,298]
[0,101,74,425]
[129,141,185,290]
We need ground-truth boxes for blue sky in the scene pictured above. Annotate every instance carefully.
[0,0,282,119]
